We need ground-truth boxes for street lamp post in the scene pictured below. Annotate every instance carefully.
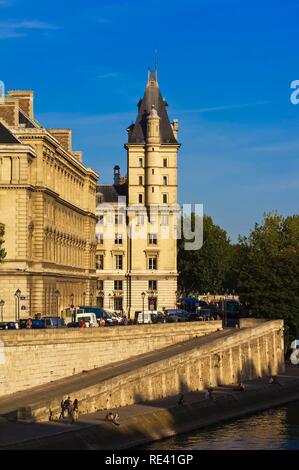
[14,289,21,322]
[90,292,94,306]
[0,299,4,322]
[55,290,60,322]
[141,291,146,324]
[70,293,75,322]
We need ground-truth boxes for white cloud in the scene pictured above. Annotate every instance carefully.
[98,72,118,79]
[179,101,271,114]
[0,20,58,38]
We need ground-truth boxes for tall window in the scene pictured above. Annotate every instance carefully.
[148,280,157,291]
[98,215,104,224]
[115,233,123,245]
[114,297,123,311]
[163,158,168,167]
[98,233,104,244]
[97,296,104,308]
[97,280,104,290]
[148,233,157,245]
[148,257,157,270]
[152,169,154,175]
[137,214,145,225]
[139,158,143,167]
[161,214,169,226]
[163,194,168,204]
[115,214,124,225]
[96,254,104,270]
[139,176,143,185]
[139,194,143,203]
[163,176,168,185]
[152,187,154,193]
[114,280,123,291]
[149,212,156,224]
[115,255,123,270]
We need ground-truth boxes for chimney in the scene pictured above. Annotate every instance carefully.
[114,165,120,185]
[8,90,34,119]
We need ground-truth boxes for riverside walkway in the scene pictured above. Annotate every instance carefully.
[0,366,299,449]
[0,328,236,420]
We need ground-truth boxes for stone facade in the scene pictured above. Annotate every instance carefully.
[0,90,99,321]
[96,70,179,316]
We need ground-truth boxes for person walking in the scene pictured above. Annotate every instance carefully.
[72,398,79,422]
[59,399,66,420]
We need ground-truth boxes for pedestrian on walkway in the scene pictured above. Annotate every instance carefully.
[59,399,66,420]
[178,394,185,405]
[72,398,79,422]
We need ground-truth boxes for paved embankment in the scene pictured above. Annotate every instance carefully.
[0,366,299,450]
[0,329,236,421]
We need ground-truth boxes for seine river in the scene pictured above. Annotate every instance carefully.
[143,401,299,450]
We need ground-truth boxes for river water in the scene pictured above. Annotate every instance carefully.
[143,401,299,450]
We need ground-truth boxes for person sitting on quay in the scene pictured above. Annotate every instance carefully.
[105,411,120,426]
[205,387,215,400]
[105,412,114,422]
[233,382,245,391]
[269,375,281,385]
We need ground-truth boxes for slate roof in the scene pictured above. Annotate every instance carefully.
[128,70,177,144]
[97,183,128,203]
[0,121,20,144]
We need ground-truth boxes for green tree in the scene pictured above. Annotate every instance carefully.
[0,224,6,262]
[178,214,231,295]
[237,212,299,340]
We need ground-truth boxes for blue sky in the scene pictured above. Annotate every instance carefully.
[0,0,298,240]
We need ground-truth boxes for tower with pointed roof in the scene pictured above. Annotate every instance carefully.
[125,69,180,313]
[96,68,180,315]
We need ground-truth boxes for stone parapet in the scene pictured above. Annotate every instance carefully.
[0,322,222,397]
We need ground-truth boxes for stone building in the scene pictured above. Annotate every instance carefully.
[96,70,180,317]
[0,90,98,321]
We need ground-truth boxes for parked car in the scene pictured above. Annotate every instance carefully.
[78,307,118,325]
[67,321,80,328]
[75,312,99,327]
[42,317,66,328]
[0,322,7,330]
[136,311,158,324]
[165,309,189,322]
[189,309,211,321]
[19,318,30,329]
[152,313,167,324]
[31,319,46,329]
[6,321,19,330]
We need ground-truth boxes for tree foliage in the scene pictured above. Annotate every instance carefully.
[178,214,231,295]
[236,213,299,338]
[177,211,299,339]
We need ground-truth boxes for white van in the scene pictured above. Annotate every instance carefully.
[76,312,99,328]
[137,311,157,324]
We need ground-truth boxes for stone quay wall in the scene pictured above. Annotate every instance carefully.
[0,321,222,397]
[25,320,284,422]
